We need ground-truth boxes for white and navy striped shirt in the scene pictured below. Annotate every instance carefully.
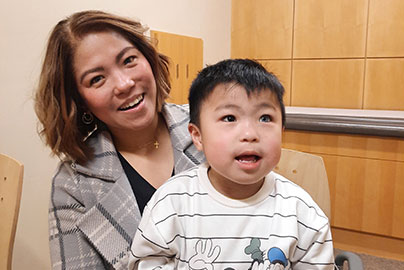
[129,163,335,270]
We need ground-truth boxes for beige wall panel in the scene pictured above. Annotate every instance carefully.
[231,0,293,59]
[259,60,291,106]
[293,0,368,58]
[364,59,404,110]
[291,60,364,108]
[367,0,404,57]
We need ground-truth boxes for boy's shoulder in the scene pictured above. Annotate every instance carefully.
[271,171,329,220]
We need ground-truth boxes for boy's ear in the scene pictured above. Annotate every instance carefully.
[188,123,203,151]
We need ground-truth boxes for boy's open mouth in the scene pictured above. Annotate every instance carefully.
[118,94,144,111]
[236,155,261,163]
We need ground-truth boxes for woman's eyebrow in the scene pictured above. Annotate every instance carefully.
[116,46,136,63]
[79,46,136,84]
[79,67,104,84]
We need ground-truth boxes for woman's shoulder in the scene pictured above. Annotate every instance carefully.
[162,103,190,124]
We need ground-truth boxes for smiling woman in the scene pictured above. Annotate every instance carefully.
[34,10,205,270]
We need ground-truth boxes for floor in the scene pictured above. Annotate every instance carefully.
[334,249,404,270]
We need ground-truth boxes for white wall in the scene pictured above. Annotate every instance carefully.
[0,1,231,269]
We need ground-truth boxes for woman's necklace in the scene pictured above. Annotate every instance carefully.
[136,139,159,149]
[136,116,161,150]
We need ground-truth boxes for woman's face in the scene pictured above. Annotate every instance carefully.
[73,31,158,135]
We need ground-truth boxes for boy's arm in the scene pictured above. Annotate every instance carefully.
[293,222,336,270]
[128,205,175,270]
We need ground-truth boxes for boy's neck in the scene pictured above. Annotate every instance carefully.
[207,167,265,200]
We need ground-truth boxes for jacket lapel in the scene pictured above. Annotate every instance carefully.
[163,104,205,173]
[74,131,141,269]
[76,173,141,270]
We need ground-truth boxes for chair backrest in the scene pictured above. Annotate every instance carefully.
[0,153,24,270]
[274,148,331,219]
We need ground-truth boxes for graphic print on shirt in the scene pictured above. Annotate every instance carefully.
[187,238,288,270]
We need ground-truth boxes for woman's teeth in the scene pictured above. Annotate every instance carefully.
[119,95,144,111]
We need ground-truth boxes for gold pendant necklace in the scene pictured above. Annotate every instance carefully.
[136,139,159,150]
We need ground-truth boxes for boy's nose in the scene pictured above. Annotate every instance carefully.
[240,122,259,142]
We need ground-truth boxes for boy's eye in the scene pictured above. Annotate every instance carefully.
[124,56,136,65]
[259,114,271,122]
[222,115,236,122]
[90,75,104,86]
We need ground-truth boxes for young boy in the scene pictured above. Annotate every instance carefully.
[129,59,335,270]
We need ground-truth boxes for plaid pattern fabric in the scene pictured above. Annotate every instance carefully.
[48,103,205,270]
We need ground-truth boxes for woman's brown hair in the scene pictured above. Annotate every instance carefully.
[34,10,170,164]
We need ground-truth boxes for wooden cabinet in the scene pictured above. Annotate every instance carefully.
[151,31,203,104]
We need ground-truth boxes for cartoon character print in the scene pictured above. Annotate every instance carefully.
[189,239,220,270]
[187,238,288,270]
[246,238,288,270]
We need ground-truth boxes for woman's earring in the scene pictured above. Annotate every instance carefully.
[82,112,98,142]
[82,123,98,142]
[82,112,94,125]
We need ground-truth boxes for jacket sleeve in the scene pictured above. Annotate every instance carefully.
[128,204,175,270]
[48,162,107,270]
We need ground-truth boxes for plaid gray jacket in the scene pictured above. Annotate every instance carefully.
[48,103,205,270]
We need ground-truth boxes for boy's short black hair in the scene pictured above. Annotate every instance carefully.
[188,58,286,127]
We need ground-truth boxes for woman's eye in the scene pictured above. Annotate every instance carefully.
[90,75,104,86]
[222,115,236,122]
[259,114,271,122]
[124,56,136,65]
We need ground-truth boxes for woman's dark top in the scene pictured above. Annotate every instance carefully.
[118,152,156,214]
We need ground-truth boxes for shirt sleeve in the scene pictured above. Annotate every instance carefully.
[293,221,336,270]
[129,204,176,270]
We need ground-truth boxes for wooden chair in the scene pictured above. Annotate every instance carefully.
[274,148,363,269]
[274,148,331,218]
[0,153,24,270]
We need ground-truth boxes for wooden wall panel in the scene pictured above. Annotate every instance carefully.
[231,0,404,112]
[151,31,182,103]
[294,0,368,58]
[231,0,293,59]
[181,36,203,103]
[325,155,404,238]
[259,60,291,106]
[151,31,203,104]
[291,60,364,108]
[332,227,404,261]
[364,59,404,110]
[282,130,404,240]
[282,130,404,162]
[367,0,404,57]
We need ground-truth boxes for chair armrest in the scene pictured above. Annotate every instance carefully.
[335,251,364,270]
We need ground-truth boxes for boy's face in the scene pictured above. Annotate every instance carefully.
[189,83,283,199]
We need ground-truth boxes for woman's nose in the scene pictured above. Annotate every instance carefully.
[113,71,135,95]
